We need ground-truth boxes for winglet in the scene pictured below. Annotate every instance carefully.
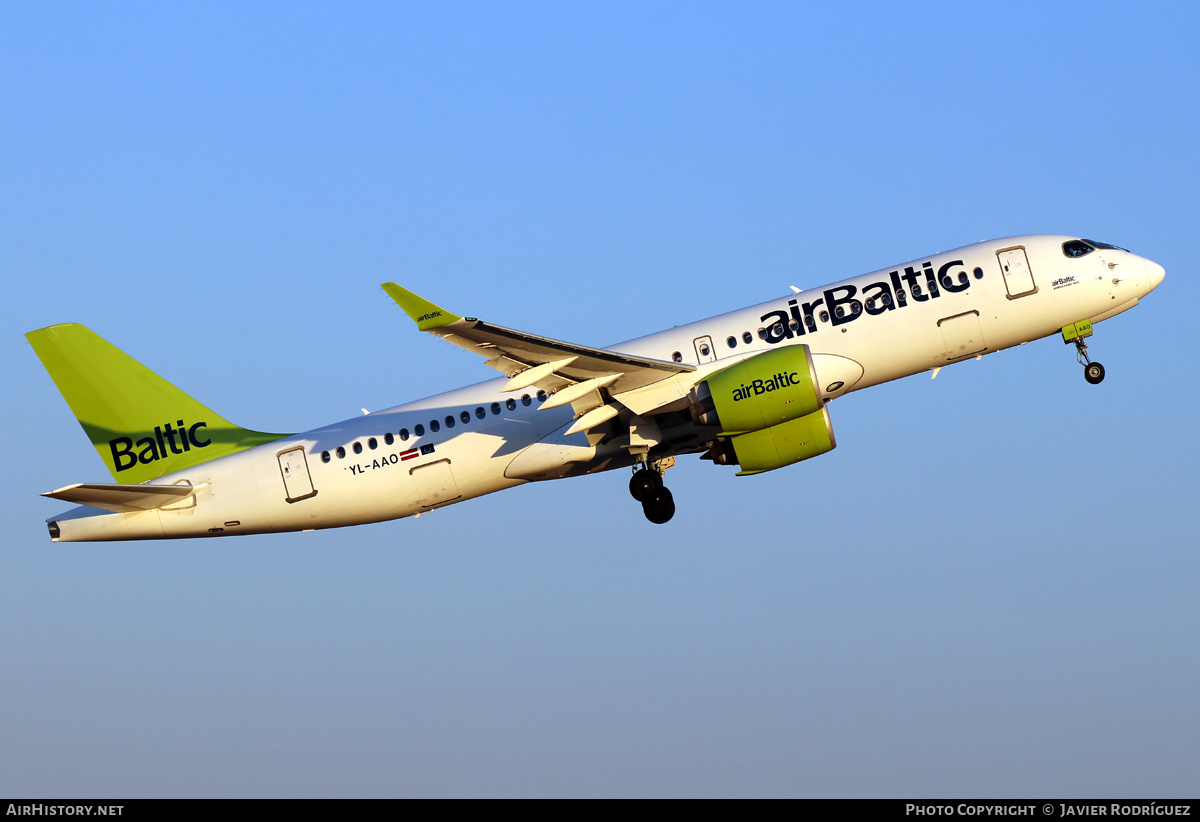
[381,283,462,331]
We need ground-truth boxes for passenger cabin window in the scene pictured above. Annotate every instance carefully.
[321,451,331,463]
[477,406,487,419]
[521,394,531,407]
[1063,240,1095,258]
[430,420,440,433]
[506,398,517,411]
[384,432,394,445]
[353,442,363,455]
[742,331,753,344]
[401,428,410,441]
[445,415,455,428]
[460,410,470,424]
[414,424,424,437]
[336,446,345,459]
[491,402,501,415]
[672,351,683,362]
[727,336,737,348]
[536,390,547,402]
[368,437,378,450]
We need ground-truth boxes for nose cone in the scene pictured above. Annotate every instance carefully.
[1144,258,1166,293]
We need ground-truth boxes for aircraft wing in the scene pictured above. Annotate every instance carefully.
[383,282,693,391]
[383,283,698,433]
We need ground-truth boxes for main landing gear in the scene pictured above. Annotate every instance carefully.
[1063,320,1104,384]
[629,463,675,524]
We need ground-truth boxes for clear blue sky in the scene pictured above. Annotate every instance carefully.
[3,1,1198,797]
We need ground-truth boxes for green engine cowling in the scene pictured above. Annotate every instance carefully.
[725,405,835,475]
[693,345,837,476]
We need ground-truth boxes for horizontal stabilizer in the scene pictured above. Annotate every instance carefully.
[43,482,206,513]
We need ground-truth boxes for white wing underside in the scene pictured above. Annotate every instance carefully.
[428,318,696,432]
[382,283,699,433]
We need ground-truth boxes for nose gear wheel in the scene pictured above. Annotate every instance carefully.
[1073,338,1105,384]
[1063,320,1104,384]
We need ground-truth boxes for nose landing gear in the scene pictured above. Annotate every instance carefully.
[629,459,675,524]
[1063,320,1104,384]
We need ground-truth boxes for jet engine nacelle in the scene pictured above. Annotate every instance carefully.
[692,344,837,475]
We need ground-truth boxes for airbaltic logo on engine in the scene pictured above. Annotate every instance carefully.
[731,371,800,401]
[109,421,211,472]
[758,259,972,344]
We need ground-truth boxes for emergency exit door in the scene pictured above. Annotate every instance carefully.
[694,335,717,363]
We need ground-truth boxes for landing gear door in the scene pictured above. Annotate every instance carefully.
[278,446,317,503]
[997,247,1037,299]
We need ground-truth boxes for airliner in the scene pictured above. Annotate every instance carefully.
[28,234,1164,540]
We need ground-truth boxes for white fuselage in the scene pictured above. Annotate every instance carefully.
[48,235,1165,541]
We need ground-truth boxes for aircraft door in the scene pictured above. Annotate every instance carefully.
[997,247,1037,298]
[694,335,717,363]
[277,447,317,503]
[410,459,461,508]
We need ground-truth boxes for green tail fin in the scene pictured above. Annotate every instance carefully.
[27,324,290,484]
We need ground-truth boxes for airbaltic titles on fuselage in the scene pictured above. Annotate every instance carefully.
[757,258,972,344]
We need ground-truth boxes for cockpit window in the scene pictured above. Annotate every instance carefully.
[1085,239,1129,252]
[1063,240,1095,258]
